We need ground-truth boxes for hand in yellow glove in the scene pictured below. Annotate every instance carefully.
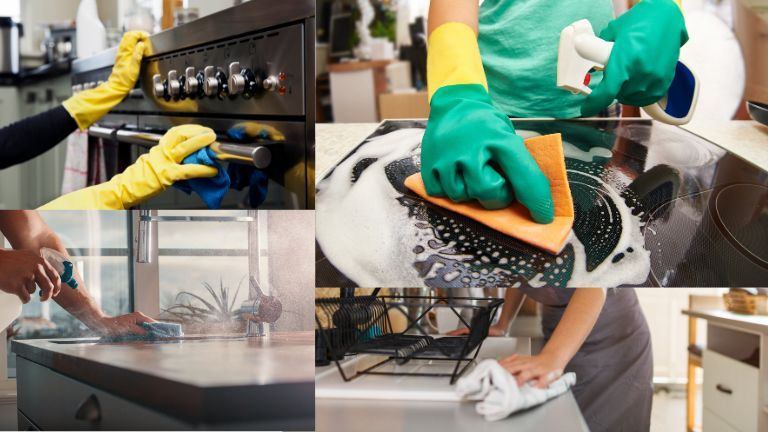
[63,31,149,130]
[40,125,219,210]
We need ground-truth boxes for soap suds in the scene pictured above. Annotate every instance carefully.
[316,126,650,287]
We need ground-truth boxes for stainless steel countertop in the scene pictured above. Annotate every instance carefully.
[12,332,314,424]
[316,391,588,432]
[315,336,589,432]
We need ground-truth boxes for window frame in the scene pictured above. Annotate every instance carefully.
[131,210,264,320]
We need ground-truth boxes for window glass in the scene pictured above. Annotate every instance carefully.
[157,211,251,334]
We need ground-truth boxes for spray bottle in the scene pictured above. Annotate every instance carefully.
[0,248,78,331]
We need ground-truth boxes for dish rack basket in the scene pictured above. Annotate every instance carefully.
[315,294,503,384]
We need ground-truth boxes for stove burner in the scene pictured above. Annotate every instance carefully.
[714,183,768,268]
[644,184,768,286]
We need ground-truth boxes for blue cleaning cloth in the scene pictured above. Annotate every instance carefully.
[228,164,269,208]
[101,322,184,342]
[174,148,230,209]
[174,147,269,209]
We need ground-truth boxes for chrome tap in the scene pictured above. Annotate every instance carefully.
[242,276,282,337]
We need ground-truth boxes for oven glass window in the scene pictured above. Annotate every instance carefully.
[156,210,252,334]
[5,211,132,378]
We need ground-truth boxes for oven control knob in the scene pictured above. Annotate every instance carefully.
[184,67,199,96]
[167,70,181,98]
[203,66,219,97]
[263,75,279,92]
[228,62,246,95]
[152,74,166,98]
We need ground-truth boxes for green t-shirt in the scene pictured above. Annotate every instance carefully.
[478,0,614,118]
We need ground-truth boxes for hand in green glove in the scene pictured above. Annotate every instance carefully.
[422,84,554,223]
[581,0,688,117]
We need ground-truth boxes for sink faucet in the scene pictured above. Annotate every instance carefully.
[243,276,282,337]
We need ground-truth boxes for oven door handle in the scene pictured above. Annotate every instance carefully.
[88,126,273,169]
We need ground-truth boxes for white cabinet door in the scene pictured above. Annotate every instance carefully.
[703,408,740,432]
[703,349,759,432]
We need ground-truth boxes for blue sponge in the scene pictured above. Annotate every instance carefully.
[101,322,184,342]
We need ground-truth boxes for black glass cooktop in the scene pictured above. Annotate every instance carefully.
[315,119,768,287]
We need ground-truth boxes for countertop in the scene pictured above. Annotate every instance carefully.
[316,119,768,180]
[12,331,314,425]
[682,309,768,333]
[315,336,589,432]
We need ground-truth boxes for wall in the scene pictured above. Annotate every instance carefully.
[266,210,314,332]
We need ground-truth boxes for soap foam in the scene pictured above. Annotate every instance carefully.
[316,127,650,288]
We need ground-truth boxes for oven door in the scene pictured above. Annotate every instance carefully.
[90,114,309,209]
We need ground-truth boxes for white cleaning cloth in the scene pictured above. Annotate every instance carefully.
[455,359,576,421]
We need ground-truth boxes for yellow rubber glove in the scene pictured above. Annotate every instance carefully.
[40,125,219,210]
[62,31,149,130]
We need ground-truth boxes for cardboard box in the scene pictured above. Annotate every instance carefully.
[378,91,429,120]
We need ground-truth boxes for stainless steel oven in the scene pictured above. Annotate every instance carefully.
[70,0,315,209]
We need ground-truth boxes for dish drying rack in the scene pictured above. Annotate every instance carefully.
[315,294,503,384]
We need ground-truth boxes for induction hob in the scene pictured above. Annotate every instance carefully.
[316,119,768,287]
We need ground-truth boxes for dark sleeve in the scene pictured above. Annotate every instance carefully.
[0,105,79,170]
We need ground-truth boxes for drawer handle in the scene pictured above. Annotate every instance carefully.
[74,394,101,422]
[716,384,733,395]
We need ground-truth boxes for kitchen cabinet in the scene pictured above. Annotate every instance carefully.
[328,60,391,122]
[683,309,768,432]
[13,332,315,430]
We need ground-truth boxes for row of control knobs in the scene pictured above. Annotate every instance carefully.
[152,62,283,100]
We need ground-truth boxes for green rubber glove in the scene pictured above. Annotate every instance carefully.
[581,0,689,117]
[422,84,554,223]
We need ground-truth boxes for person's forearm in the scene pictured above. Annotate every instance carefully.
[497,288,526,329]
[0,211,107,329]
[0,106,78,170]
[540,288,606,367]
[427,0,478,35]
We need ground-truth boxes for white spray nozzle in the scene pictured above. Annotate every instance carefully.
[557,19,699,125]
[557,19,613,95]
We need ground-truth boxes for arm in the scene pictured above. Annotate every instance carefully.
[493,288,526,333]
[0,106,78,170]
[448,288,526,336]
[0,31,148,171]
[0,210,152,335]
[427,0,477,35]
[500,288,606,388]
[420,0,553,220]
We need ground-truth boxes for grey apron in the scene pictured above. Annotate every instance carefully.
[518,288,653,432]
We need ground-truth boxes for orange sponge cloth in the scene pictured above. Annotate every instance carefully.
[404,133,574,255]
